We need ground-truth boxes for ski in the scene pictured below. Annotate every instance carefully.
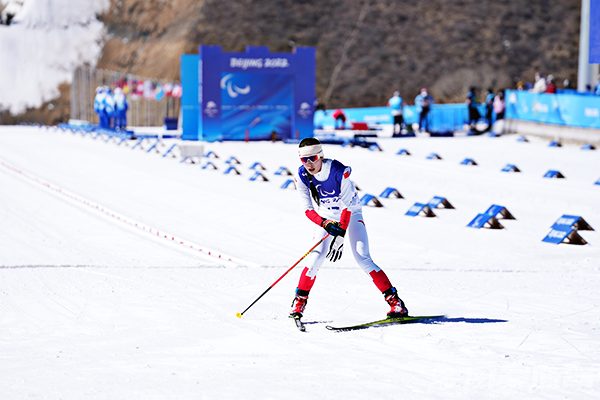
[326,315,444,332]
[290,314,306,332]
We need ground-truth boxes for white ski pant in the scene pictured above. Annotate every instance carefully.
[303,209,381,277]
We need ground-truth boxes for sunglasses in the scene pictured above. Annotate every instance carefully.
[300,154,321,163]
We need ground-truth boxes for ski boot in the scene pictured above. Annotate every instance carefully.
[289,290,309,318]
[383,287,409,318]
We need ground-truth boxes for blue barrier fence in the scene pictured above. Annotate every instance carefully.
[505,90,600,129]
[318,103,487,134]
[319,90,600,135]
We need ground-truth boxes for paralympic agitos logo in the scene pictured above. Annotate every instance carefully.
[220,74,251,98]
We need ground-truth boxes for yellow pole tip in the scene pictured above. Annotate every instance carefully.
[236,313,242,318]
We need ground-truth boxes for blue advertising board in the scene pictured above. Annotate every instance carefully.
[505,90,600,129]
[542,227,588,245]
[405,203,436,217]
[551,215,594,231]
[466,213,504,229]
[220,72,293,140]
[316,103,471,134]
[501,164,521,172]
[180,55,200,141]
[591,0,600,63]
[181,45,316,142]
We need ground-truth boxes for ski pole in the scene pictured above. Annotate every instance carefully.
[236,234,329,318]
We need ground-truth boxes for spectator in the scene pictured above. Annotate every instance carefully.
[594,75,600,96]
[484,88,495,132]
[313,103,328,130]
[564,79,573,89]
[516,81,525,91]
[93,86,109,128]
[493,90,506,121]
[466,86,481,132]
[332,109,347,130]
[545,75,557,94]
[113,87,128,130]
[530,72,547,93]
[387,91,405,135]
[103,86,116,129]
[414,88,433,133]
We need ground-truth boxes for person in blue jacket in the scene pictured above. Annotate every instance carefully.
[103,86,116,129]
[414,88,433,133]
[484,88,495,132]
[93,86,108,128]
[466,86,481,134]
[387,91,405,135]
[313,103,328,130]
[113,87,128,130]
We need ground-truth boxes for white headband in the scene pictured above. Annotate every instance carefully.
[298,144,323,157]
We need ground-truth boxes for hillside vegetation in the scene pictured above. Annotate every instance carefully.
[10,0,583,123]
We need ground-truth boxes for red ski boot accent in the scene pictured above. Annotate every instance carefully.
[290,294,308,317]
[384,289,408,318]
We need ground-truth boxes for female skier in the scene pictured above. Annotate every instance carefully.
[290,138,408,319]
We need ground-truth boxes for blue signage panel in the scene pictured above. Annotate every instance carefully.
[485,205,504,218]
[220,72,293,140]
[293,47,317,138]
[467,213,504,229]
[544,170,565,178]
[199,45,223,141]
[406,203,425,217]
[467,213,490,229]
[380,187,402,199]
[505,90,600,129]
[405,203,435,217]
[552,215,580,230]
[180,55,200,140]
[315,103,467,134]
[591,0,600,63]
[542,227,572,244]
[183,45,316,142]
[551,215,594,231]
[502,164,520,172]
[542,226,587,245]
[360,194,376,206]
[428,196,450,209]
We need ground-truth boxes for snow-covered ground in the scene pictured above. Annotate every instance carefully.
[0,0,108,114]
[0,126,599,399]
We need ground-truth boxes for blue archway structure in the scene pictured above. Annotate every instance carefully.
[181,45,316,142]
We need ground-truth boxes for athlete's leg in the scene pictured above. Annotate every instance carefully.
[297,227,331,292]
[347,210,409,316]
[346,210,393,291]
[290,227,332,316]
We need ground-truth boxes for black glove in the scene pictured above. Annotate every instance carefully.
[321,219,346,237]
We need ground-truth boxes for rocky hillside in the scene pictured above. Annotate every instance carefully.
[9,0,583,123]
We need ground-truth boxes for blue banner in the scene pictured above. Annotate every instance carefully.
[317,103,472,134]
[591,0,600,63]
[182,45,316,142]
[220,73,293,140]
[505,90,600,129]
[180,55,200,140]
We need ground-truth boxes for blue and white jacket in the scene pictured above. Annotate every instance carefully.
[296,159,361,220]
